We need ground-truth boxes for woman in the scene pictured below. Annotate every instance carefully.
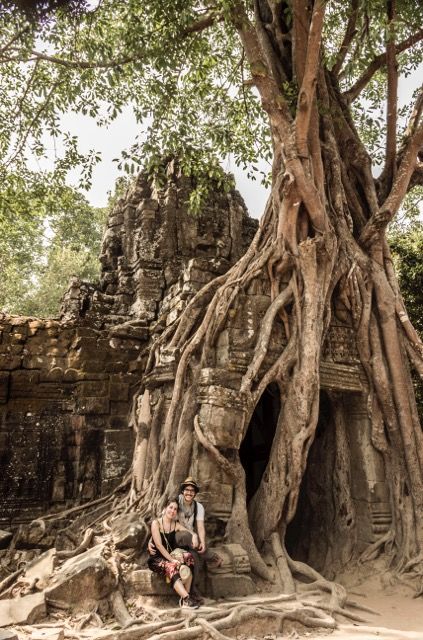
[148,497,199,608]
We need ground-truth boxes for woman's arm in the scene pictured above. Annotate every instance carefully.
[151,520,178,563]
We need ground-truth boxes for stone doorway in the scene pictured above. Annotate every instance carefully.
[239,382,281,504]
[284,388,392,576]
[284,390,336,573]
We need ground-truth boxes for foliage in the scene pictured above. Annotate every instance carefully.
[389,220,423,421]
[0,1,421,208]
[389,220,423,335]
[0,173,106,316]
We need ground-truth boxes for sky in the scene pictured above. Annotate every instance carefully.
[56,63,421,219]
[61,108,270,218]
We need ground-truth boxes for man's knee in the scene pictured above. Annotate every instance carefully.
[175,530,193,548]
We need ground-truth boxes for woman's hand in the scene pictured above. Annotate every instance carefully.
[147,538,156,555]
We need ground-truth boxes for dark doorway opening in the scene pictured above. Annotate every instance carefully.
[284,391,335,573]
[240,382,281,504]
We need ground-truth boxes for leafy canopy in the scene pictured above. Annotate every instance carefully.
[1,0,421,199]
[0,174,106,316]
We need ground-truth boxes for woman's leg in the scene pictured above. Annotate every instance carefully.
[185,573,192,594]
[172,578,189,599]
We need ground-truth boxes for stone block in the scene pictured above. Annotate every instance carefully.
[102,429,133,481]
[24,548,56,590]
[110,401,130,416]
[199,402,245,449]
[31,629,64,640]
[28,320,44,334]
[124,569,170,597]
[0,372,9,403]
[0,529,13,548]
[208,544,251,576]
[40,368,64,382]
[75,396,110,415]
[370,482,390,503]
[0,592,46,627]
[208,574,255,598]
[44,545,116,608]
[76,380,109,397]
[0,630,19,640]
[198,368,241,391]
[111,513,146,550]
[22,355,50,370]
[0,355,21,370]
[8,317,28,327]
[138,198,159,212]
[109,382,129,401]
[110,416,127,429]
[63,368,81,382]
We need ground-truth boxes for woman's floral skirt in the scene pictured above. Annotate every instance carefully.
[148,551,194,586]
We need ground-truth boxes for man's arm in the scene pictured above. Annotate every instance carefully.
[176,522,199,549]
[196,519,206,553]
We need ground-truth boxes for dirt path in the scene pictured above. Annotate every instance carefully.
[310,573,423,640]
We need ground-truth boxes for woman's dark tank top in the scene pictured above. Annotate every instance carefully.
[150,520,177,557]
[159,528,176,551]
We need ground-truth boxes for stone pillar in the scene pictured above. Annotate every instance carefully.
[346,394,391,550]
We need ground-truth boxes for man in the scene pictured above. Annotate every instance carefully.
[177,477,206,552]
[176,477,221,601]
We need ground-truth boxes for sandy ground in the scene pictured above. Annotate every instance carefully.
[299,571,423,640]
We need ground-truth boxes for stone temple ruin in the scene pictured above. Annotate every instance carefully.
[0,166,392,597]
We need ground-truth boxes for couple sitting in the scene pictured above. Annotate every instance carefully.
[147,477,220,608]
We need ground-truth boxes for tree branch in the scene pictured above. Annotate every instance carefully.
[331,0,359,76]
[295,0,325,158]
[231,1,292,136]
[5,78,62,168]
[253,0,287,86]
[1,12,220,70]
[408,161,423,190]
[344,27,423,103]
[0,25,31,55]
[359,91,423,246]
[384,0,398,189]
[292,0,310,86]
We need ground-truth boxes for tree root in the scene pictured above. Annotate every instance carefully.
[56,528,94,559]
[197,618,232,640]
[270,532,296,594]
[287,555,347,610]
[359,531,393,564]
[0,568,24,598]
[109,589,134,628]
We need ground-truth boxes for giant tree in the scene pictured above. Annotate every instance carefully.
[1,0,423,614]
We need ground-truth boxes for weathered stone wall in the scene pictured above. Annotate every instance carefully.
[0,316,142,527]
